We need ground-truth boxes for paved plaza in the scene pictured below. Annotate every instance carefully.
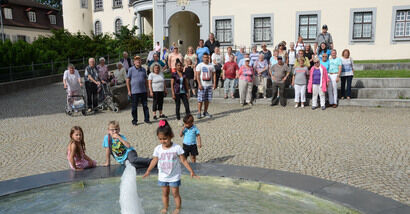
[0,82,409,205]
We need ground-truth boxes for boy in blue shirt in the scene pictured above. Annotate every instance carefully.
[179,114,202,163]
[103,120,151,167]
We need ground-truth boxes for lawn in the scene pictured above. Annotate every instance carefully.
[355,59,410,64]
[354,70,410,78]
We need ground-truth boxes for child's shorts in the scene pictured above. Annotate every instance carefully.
[183,144,198,157]
[158,180,181,187]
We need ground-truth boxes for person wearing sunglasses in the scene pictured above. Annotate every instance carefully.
[308,57,329,110]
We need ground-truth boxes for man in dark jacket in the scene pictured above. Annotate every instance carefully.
[205,33,220,56]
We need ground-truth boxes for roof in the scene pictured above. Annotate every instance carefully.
[4,0,59,10]
[1,0,63,30]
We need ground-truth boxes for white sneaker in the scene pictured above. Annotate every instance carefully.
[294,104,299,108]
[301,103,305,108]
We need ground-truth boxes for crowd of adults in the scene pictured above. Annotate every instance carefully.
[63,24,355,125]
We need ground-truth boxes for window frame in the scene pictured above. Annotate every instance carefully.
[112,0,122,9]
[80,0,88,9]
[94,20,102,35]
[28,11,36,23]
[251,14,274,46]
[94,0,104,12]
[114,18,122,34]
[212,16,234,46]
[295,11,321,44]
[391,6,410,42]
[49,15,57,25]
[349,8,376,43]
[4,8,12,20]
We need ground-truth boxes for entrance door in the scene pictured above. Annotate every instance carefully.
[168,11,200,55]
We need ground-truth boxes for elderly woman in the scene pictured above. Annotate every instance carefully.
[254,54,269,99]
[224,46,233,63]
[211,47,223,88]
[148,64,167,120]
[308,56,329,110]
[249,46,259,66]
[112,62,127,85]
[63,64,82,111]
[237,58,254,106]
[97,57,109,83]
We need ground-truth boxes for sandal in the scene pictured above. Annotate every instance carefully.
[160,208,168,214]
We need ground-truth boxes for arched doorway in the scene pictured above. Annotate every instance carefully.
[168,11,200,54]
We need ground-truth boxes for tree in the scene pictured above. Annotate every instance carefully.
[36,0,62,10]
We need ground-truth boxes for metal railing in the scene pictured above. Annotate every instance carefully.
[0,49,150,83]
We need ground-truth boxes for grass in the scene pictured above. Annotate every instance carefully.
[355,59,410,64]
[354,70,410,78]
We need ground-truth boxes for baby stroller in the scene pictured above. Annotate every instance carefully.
[97,83,119,113]
[65,88,87,116]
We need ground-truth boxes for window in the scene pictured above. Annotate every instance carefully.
[17,35,27,42]
[95,21,102,35]
[28,11,36,23]
[4,8,12,19]
[115,19,122,34]
[49,15,56,25]
[95,0,103,11]
[253,17,271,43]
[298,15,318,40]
[353,12,372,39]
[113,0,122,8]
[394,10,410,38]
[215,19,232,44]
[81,0,88,8]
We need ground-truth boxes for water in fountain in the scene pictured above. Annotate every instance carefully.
[120,160,145,214]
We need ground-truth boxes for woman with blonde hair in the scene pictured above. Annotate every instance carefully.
[340,49,354,100]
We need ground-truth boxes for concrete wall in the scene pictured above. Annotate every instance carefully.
[210,0,410,60]
[4,26,54,43]
[62,0,93,35]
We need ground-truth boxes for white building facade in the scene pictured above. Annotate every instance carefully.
[63,0,410,60]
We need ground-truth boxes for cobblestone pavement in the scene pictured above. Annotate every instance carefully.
[0,83,409,205]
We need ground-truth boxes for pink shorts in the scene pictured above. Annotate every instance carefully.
[69,158,96,170]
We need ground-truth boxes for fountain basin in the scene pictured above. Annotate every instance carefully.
[0,163,408,214]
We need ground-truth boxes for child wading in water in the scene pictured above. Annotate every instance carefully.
[103,121,151,167]
[180,114,201,163]
[143,120,198,214]
[67,126,96,171]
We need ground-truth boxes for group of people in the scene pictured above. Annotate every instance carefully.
[67,115,202,214]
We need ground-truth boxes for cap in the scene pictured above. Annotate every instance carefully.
[277,56,283,60]
[244,58,250,61]
[322,24,328,29]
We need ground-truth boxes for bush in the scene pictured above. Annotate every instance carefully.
[0,28,153,67]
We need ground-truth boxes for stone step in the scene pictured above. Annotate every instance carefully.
[158,97,410,108]
[205,87,410,99]
[350,78,410,88]
[163,78,410,89]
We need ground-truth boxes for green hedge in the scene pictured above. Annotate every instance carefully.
[0,27,152,67]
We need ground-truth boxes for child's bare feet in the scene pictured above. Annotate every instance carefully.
[172,208,181,214]
[160,208,168,214]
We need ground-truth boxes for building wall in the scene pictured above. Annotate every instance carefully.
[62,0,93,35]
[92,1,136,35]
[210,0,410,60]
[4,26,54,43]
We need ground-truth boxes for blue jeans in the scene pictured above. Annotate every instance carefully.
[131,93,149,123]
[224,78,236,96]
[340,76,353,98]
